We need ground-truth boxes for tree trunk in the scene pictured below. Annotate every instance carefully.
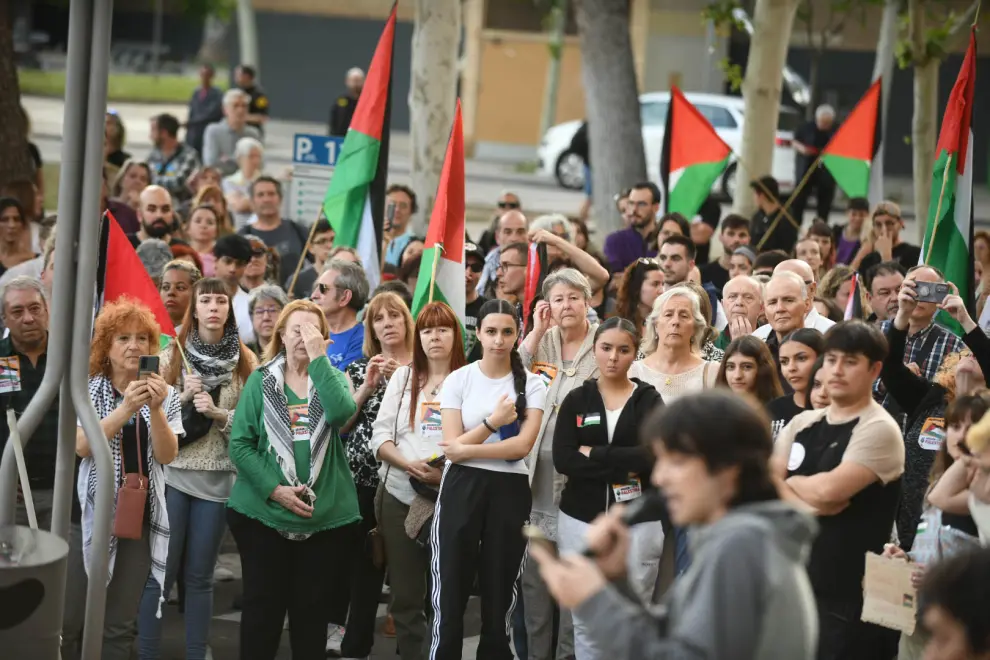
[0,0,33,188]
[409,0,461,232]
[574,0,646,235]
[197,13,231,65]
[538,0,567,140]
[732,0,801,217]
[913,59,938,239]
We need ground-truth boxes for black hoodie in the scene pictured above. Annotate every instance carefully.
[554,378,663,523]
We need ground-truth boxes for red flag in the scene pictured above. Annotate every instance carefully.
[101,210,176,336]
[521,242,549,335]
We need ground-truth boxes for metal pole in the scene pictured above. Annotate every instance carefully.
[74,0,116,657]
[0,0,93,528]
[51,382,77,541]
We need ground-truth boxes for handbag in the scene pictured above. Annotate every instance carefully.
[113,420,148,540]
[909,505,981,566]
[179,387,221,448]
[370,370,411,570]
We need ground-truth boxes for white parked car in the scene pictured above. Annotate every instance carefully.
[536,91,800,201]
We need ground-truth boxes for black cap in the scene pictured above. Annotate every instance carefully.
[465,242,484,262]
[214,234,254,264]
[749,176,780,201]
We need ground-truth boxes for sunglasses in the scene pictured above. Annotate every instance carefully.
[467,261,484,273]
[497,201,520,209]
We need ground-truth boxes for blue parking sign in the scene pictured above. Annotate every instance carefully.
[292,134,345,167]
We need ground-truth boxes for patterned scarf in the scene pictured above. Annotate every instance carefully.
[184,323,240,390]
[77,375,180,605]
[260,353,332,505]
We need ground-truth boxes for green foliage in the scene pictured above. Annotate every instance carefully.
[180,0,235,19]
[719,58,744,91]
[897,0,979,68]
[702,0,745,30]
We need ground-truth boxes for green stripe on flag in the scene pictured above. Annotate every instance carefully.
[822,153,871,199]
[411,246,445,316]
[923,149,969,335]
[668,157,730,218]
[323,130,381,247]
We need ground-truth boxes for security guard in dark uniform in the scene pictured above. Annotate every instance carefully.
[235,64,270,138]
[329,67,365,137]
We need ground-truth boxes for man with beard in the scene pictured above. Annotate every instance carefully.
[865,261,905,323]
[147,113,200,203]
[129,185,179,248]
[603,182,659,273]
[657,235,695,290]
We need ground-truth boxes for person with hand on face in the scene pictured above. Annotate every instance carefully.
[716,335,783,405]
[477,210,529,299]
[604,182,660,274]
[716,275,764,350]
[700,214,751,294]
[247,284,289,357]
[879,278,990,551]
[854,201,921,275]
[551,317,664,660]
[132,185,178,248]
[370,302,466,660]
[833,197,869,266]
[212,234,256,345]
[431,299,547,660]
[159,260,202,332]
[532,391,819,660]
[311,258,370,371]
[67,300,182,660]
[776,321,905,660]
[225,300,359,659]
[138,278,257,659]
[865,261,905,324]
[383,184,419,268]
[658,235,696,291]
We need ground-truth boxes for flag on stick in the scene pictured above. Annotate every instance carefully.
[660,87,732,218]
[411,100,466,325]
[522,242,549,336]
[821,78,883,202]
[921,29,976,335]
[843,272,865,321]
[322,3,396,291]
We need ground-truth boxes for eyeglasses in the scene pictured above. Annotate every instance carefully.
[497,201,520,210]
[314,283,333,295]
[467,261,484,273]
[252,306,280,317]
[497,262,526,272]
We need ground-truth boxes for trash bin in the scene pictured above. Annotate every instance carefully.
[0,524,69,660]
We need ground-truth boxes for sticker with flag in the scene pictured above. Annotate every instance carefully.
[0,356,21,393]
[97,211,176,349]
[921,29,976,336]
[322,3,396,292]
[411,99,466,325]
[821,78,883,202]
[660,87,732,218]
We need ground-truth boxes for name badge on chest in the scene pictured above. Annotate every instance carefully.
[918,417,946,451]
[613,476,643,502]
[420,402,443,436]
[0,357,22,393]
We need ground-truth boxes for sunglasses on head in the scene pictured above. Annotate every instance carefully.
[497,201,519,209]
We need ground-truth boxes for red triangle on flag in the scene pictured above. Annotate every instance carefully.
[103,210,176,336]
[423,99,465,264]
[822,79,882,162]
[666,87,732,172]
[349,3,397,141]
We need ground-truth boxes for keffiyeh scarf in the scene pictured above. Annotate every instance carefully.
[77,375,180,607]
[260,353,333,505]
[185,323,240,390]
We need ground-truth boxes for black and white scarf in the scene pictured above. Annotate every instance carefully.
[77,375,181,605]
[185,323,240,390]
[260,353,332,505]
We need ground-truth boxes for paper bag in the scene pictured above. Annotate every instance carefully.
[861,552,917,634]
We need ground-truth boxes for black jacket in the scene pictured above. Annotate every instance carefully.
[554,378,663,523]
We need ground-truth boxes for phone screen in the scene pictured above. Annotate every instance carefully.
[138,355,159,378]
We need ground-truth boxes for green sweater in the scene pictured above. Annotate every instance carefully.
[227,355,360,534]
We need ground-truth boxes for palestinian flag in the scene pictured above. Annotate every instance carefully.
[843,272,865,320]
[922,29,977,336]
[660,87,732,218]
[97,211,176,349]
[322,3,396,291]
[411,100,466,325]
[521,242,549,336]
[821,78,883,200]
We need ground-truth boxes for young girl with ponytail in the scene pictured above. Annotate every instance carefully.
[431,299,547,660]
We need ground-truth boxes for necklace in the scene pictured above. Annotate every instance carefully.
[426,376,446,398]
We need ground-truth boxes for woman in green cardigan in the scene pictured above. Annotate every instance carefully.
[226,299,360,659]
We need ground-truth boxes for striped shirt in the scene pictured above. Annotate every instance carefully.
[875,319,964,404]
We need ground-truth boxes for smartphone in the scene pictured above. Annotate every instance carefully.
[138,355,159,380]
[427,454,446,468]
[499,420,521,440]
[959,441,973,457]
[522,524,557,556]
[385,201,396,233]
[916,282,951,304]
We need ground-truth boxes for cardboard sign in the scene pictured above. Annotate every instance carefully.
[861,552,917,634]
[0,357,21,393]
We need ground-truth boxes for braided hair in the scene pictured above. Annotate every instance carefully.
[477,298,528,422]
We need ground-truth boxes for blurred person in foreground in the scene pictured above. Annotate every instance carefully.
[531,390,818,660]
[916,548,990,660]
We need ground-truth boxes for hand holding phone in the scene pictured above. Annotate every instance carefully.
[138,355,160,380]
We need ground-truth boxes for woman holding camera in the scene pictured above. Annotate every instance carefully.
[68,299,183,660]
[226,300,360,659]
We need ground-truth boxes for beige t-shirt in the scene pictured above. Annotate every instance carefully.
[774,401,904,484]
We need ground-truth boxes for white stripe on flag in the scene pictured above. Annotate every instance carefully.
[954,130,973,245]
[434,256,466,326]
[358,195,381,291]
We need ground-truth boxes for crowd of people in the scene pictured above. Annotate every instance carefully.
[3,79,990,660]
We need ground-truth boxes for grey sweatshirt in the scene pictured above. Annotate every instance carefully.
[575,501,819,660]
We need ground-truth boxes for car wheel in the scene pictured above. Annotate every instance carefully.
[720,162,738,201]
[555,151,586,190]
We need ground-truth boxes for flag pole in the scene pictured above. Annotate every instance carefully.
[286,209,326,299]
[924,153,954,265]
[780,153,823,217]
[727,148,801,230]
[172,335,193,374]
[428,243,442,304]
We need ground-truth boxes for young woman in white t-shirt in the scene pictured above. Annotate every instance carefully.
[369,302,467,660]
[431,299,547,660]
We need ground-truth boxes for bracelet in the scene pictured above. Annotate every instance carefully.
[482,417,497,433]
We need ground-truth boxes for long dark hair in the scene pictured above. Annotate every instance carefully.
[716,335,784,404]
[931,395,990,485]
[615,259,660,328]
[644,390,778,506]
[477,298,528,421]
[806,355,827,410]
[165,277,254,385]
[408,302,467,428]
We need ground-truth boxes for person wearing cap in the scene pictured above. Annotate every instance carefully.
[730,246,757,279]
[213,233,256,344]
[464,242,489,361]
[748,176,798,255]
[791,104,838,224]
[699,213,750,295]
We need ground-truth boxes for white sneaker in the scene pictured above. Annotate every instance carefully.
[326,624,345,655]
[213,564,235,582]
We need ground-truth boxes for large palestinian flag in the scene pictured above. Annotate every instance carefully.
[660,87,732,218]
[410,100,466,326]
[322,4,395,291]
[821,78,883,201]
[922,29,976,335]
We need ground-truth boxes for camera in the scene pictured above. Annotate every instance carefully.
[916,282,950,303]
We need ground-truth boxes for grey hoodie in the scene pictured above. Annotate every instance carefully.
[574,501,819,660]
